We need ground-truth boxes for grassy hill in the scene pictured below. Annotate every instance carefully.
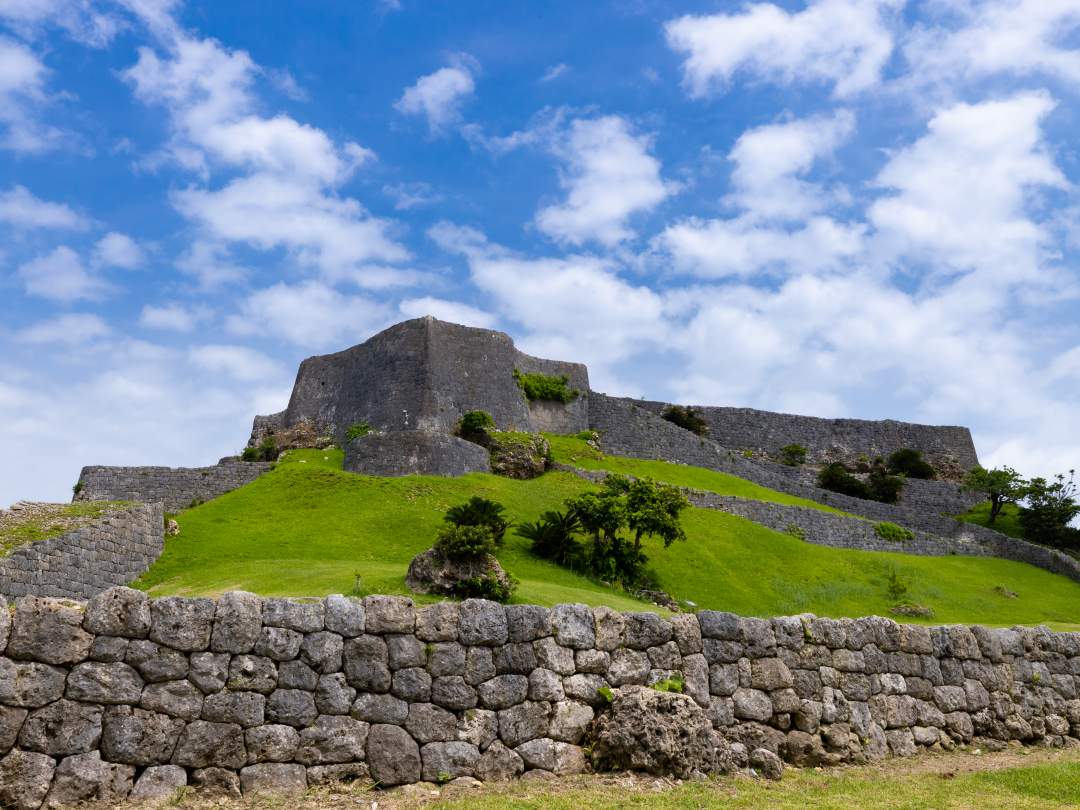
[135,447,1080,629]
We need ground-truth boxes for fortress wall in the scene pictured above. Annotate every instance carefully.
[343,431,491,477]
[75,463,273,513]
[631,400,980,474]
[2,590,1078,807]
[0,504,163,600]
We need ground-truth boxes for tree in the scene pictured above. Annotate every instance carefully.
[963,466,1025,524]
[887,448,935,480]
[1019,471,1080,551]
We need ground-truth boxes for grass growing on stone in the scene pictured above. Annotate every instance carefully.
[958,501,1025,539]
[0,500,128,557]
[136,450,1080,628]
[545,434,846,516]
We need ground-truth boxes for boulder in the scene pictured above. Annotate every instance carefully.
[587,685,729,779]
[459,599,508,646]
[263,598,325,633]
[295,715,369,765]
[245,724,299,763]
[550,603,595,649]
[324,595,366,637]
[171,721,247,769]
[240,763,307,796]
[18,700,102,756]
[203,690,266,727]
[361,595,415,635]
[125,640,189,683]
[749,747,784,780]
[211,591,263,654]
[149,597,215,651]
[0,749,55,810]
[84,587,151,638]
[366,724,421,786]
[415,602,460,642]
[475,740,524,781]
[420,741,480,782]
[130,765,187,801]
[65,662,144,705]
[7,597,93,665]
[405,548,513,599]
[140,679,204,721]
[266,689,318,728]
[43,751,134,808]
[191,767,242,798]
[101,706,185,766]
[485,432,550,479]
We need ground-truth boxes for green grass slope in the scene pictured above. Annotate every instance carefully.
[545,434,846,515]
[958,502,1025,539]
[136,449,1080,628]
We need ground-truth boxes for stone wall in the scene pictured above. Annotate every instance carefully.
[0,504,164,600]
[630,399,980,474]
[1,590,1078,808]
[75,462,273,513]
[343,431,490,477]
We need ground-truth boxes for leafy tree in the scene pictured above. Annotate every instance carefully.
[887,448,935,480]
[867,460,906,504]
[241,437,278,462]
[1019,471,1080,551]
[661,405,709,436]
[779,444,808,466]
[963,466,1025,524]
[444,496,512,545]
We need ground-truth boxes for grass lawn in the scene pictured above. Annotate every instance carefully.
[545,434,846,515]
[136,449,1080,628]
[958,501,1025,539]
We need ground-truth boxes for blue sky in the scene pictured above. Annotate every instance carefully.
[2,0,1080,505]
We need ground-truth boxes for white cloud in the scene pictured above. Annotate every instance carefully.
[225,281,391,349]
[0,0,124,47]
[140,303,199,332]
[15,313,110,345]
[394,57,477,135]
[174,240,249,288]
[904,1,1080,90]
[665,0,902,98]
[535,116,675,247]
[93,232,145,269]
[869,92,1067,287]
[189,344,283,382]
[382,181,442,211]
[398,297,497,329]
[17,246,110,301]
[540,63,569,82]
[0,35,65,153]
[0,185,87,229]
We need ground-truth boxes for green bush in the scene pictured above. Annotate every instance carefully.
[661,405,709,436]
[874,522,914,542]
[785,524,807,541]
[72,481,83,496]
[457,410,495,438]
[818,463,870,499]
[241,437,278,462]
[887,448,935,480]
[513,370,579,403]
[573,430,600,443]
[517,510,582,567]
[444,496,512,545]
[452,572,516,603]
[885,566,910,603]
[867,461,906,504]
[435,524,496,560]
[345,422,372,442]
[779,444,808,466]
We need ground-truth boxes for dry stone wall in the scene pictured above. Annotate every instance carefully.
[343,431,490,477]
[2,590,1079,808]
[75,463,273,513]
[0,504,163,600]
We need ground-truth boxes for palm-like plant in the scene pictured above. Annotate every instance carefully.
[516,509,581,567]
[444,496,512,545]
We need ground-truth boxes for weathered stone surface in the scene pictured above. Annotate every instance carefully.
[84,588,151,639]
[475,739,523,781]
[592,606,625,651]
[406,549,512,599]
[130,765,187,801]
[431,676,477,711]
[44,751,133,808]
[343,635,391,692]
[478,674,528,710]
[351,692,409,724]
[211,591,263,653]
[324,595,365,637]
[733,688,773,722]
[427,642,467,679]
[549,700,593,743]
[302,631,345,673]
[563,673,608,706]
[203,691,265,727]
[588,686,726,778]
[191,767,242,798]
[415,602,460,642]
[150,597,215,651]
[671,613,704,655]
[366,724,421,786]
[240,763,307,796]
[495,642,537,675]
[465,646,497,684]
[528,668,565,702]
[622,613,672,650]
[459,599,508,646]
[295,715,368,765]
[228,655,278,694]
[66,662,144,705]
[278,660,318,691]
[7,597,93,665]
[406,703,457,743]
[254,626,303,661]
[305,762,370,785]
[749,747,784,780]
[421,740,480,782]
[19,700,102,755]
[0,749,55,810]
[266,689,318,728]
[751,658,794,691]
[551,604,595,649]
[698,611,740,641]
[140,679,204,721]
[0,706,28,754]
[608,648,650,686]
[392,667,432,702]
[89,636,128,663]
[101,706,184,766]
[574,648,609,674]
[362,596,415,635]
[315,673,356,714]
[507,605,550,644]
[263,598,325,633]
[172,720,247,769]
[498,701,551,747]
[245,724,299,763]
[125,640,188,683]
[515,737,556,771]
[0,660,66,709]
[189,652,230,694]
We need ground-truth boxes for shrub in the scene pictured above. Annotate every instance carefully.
[785,524,807,541]
[345,422,372,442]
[661,405,709,436]
[241,437,279,462]
[867,462,906,504]
[874,522,914,542]
[887,448,935,480]
[517,510,582,567]
[72,481,83,496]
[818,463,870,499]
[444,496,512,545]
[452,572,516,602]
[779,444,808,467]
[513,370,579,403]
[573,430,600,443]
[457,410,495,438]
[435,524,496,560]
[884,566,909,603]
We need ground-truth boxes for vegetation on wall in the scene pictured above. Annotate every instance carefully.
[513,369,579,403]
[818,460,905,504]
[661,405,709,436]
[875,522,915,543]
[887,448,936,480]
[457,410,496,439]
[345,421,372,442]
[241,437,278,462]
[779,443,808,466]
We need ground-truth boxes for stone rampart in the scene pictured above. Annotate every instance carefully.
[343,431,490,477]
[631,399,979,474]
[0,504,164,600]
[1,590,1078,807]
[75,463,273,513]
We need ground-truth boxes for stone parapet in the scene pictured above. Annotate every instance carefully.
[75,463,273,513]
